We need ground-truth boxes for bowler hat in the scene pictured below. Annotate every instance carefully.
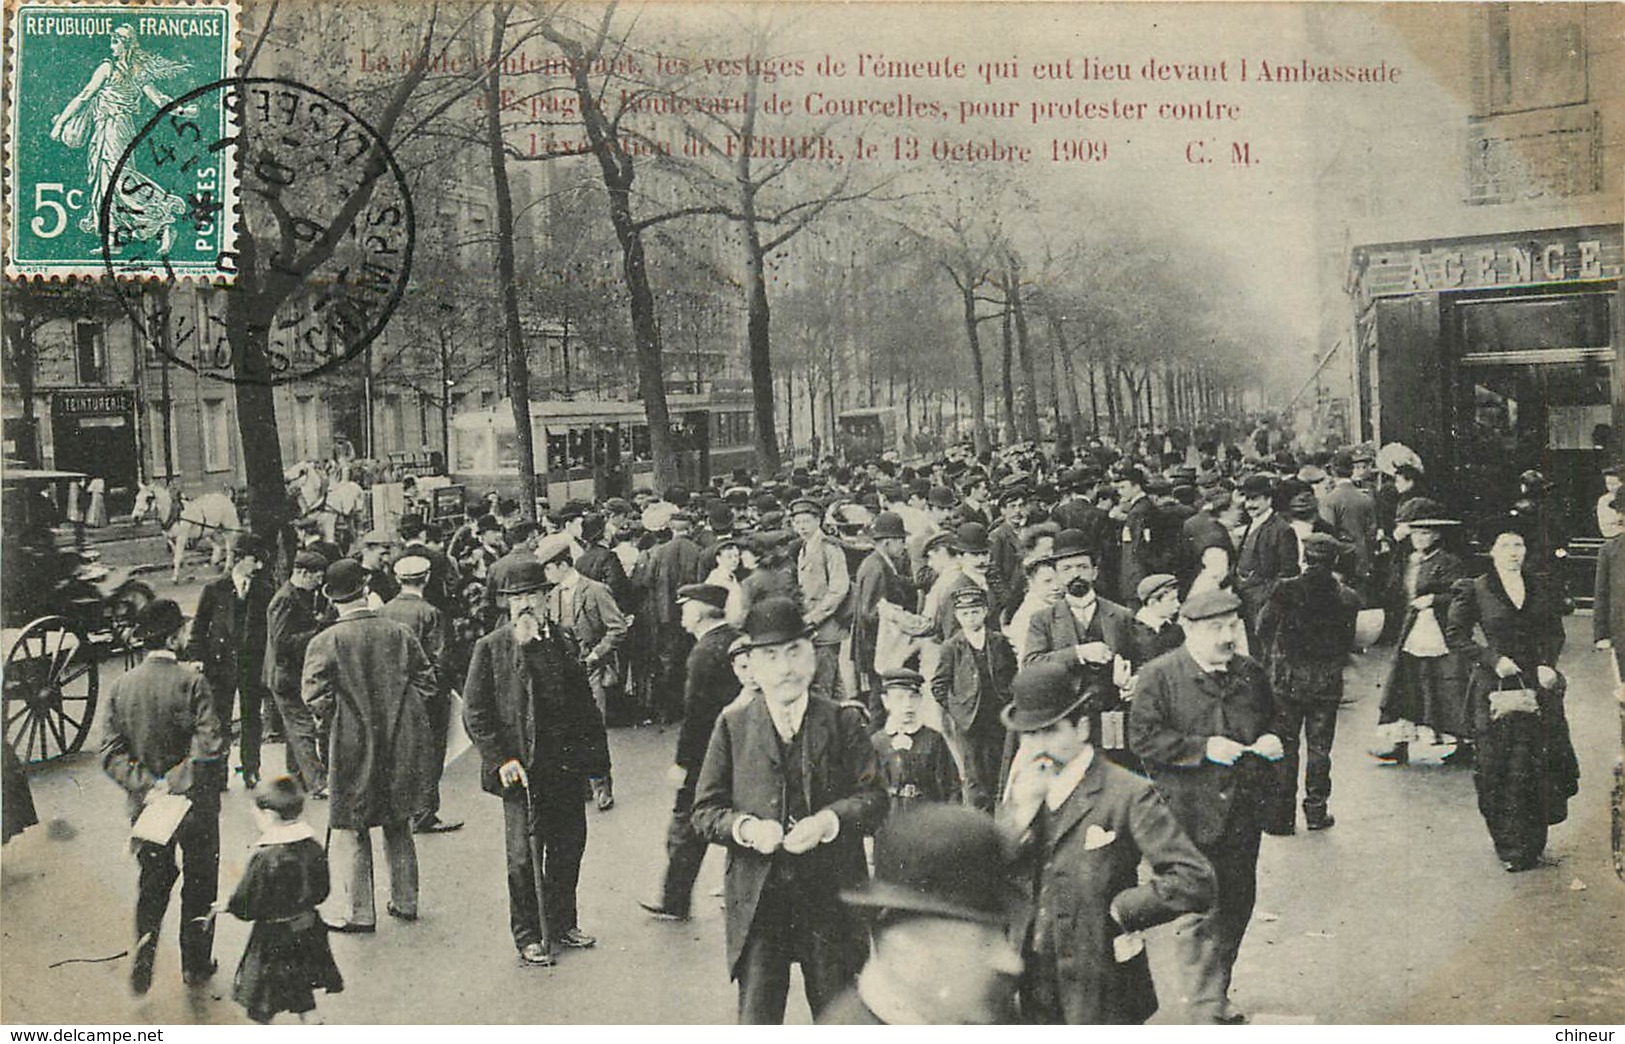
[954,522,990,553]
[133,598,187,647]
[866,511,907,540]
[236,534,270,563]
[476,515,504,534]
[293,550,329,572]
[677,583,729,611]
[707,502,735,531]
[580,513,607,544]
[841,805,1018,925]
[741,596,812,649]
[879,668,925,692]
[322,559,369,603]
[1040,528,1095,567]
[1240,474,1275,499]
[927,486,957,509]
[1181,587,1242,622]
[495,557,549,596]
[1000,662,1094,732]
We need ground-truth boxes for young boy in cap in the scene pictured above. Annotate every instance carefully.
[1000,661,1215,1024]
[871,669,961,817]
[1127,574,1185,670]
[103,598,229,994]
[820,805,1024,1025]
[931,585,1016,811]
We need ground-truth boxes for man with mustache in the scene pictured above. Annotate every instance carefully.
[1128,587,1282,1024]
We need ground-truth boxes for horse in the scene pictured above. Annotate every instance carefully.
[132,481,241,582]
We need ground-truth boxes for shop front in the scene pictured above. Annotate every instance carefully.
[1351,224,1623,546]
[48,388,140,516]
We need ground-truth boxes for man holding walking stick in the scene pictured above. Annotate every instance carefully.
[464,558,612,967]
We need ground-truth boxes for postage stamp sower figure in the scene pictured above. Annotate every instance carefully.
[5,1,239,279]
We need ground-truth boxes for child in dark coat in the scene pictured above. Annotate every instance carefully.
[871,668,961,815]
[227,777,343,1023]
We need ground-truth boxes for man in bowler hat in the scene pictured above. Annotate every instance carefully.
[103,598,228,993]
[691,595,887,1023]
[1000,662,1215,1023]
[819,805,1025,1024]
[1128,587,1283,1023]
[641,583,739,921]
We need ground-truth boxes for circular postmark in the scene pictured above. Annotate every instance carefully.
[102,77,414,385]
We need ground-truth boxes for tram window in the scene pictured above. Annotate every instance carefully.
[497,430,519,471]
[737,411,753,443]
[632,423,652,463]
[547,432,568,472]
[568,427,590,469]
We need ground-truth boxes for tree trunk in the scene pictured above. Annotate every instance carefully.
[1008,259,1039,441]
[544,17,676,491]
[959,281,990,456]
[225,229,290,546]
[485,6,538,518]
[1045,304,1081,442]
[998,288,1014,442]
[735,71,782,476]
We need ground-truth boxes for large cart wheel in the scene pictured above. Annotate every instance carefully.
[4,617,99,764]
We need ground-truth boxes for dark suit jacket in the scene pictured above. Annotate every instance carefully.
[1021,596,1136,672]
[462,621,612,796]
[262,581,325,696]
[1446,569,1567,685]
[691,695,886,977]
[649,534,705,626]
[931,628,1017,733]
[187,574,272,690]
[576,543,633,610]
[380,592,447,696]
[1003,754,1215,1024]
[676,623,741,776]
[1127,649,1275,847]
[102,655,227,820]
[1116,495,1158,603]
[1235,512,1300,623]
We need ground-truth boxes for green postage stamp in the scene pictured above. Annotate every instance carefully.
[5,0,239,279]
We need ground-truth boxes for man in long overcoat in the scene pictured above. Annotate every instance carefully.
[1234,474,1300,639]
[1128,588,1283,1024]
[850,512,915,709]
[381,555,462,834]
[463,558,612,965]
[691,596,887,1023]
[302,559,436,932]
[1000,662,1215,1023]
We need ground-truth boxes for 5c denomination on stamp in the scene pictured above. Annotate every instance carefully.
[4,0,240,279]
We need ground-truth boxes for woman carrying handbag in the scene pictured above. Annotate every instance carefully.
[1446,519,1580,872]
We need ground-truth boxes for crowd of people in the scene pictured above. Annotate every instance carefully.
[88,419,1614,1025]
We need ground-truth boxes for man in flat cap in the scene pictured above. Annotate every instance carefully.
[538,534,627,763]
[303,559,437,933]
[692,596,887,1023]
[642,583,740,921]
[789,497,852,701]
[647,508,706,723]
[463,558,611,966]
[263,549,331,796]
[381,555,461,835]
[1128,587,1283,1023]
[819,806,1025,1024]
[1256,533,1361,834]
[1000,661,1215,1024]
[104,598,228,994]
[188,533,273,789]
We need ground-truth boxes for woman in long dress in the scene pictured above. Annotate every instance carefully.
[50,25,190,252]
[1445,521,1579,872]
[1374,497,1469,765]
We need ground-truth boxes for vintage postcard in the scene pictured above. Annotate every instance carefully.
[1,0,1621,1031]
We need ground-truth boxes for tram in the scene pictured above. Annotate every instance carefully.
[450,394,758,507]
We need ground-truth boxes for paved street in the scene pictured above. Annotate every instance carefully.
[3,577,1621,1025]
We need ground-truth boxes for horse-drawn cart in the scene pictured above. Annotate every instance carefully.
[2,469,154,764]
